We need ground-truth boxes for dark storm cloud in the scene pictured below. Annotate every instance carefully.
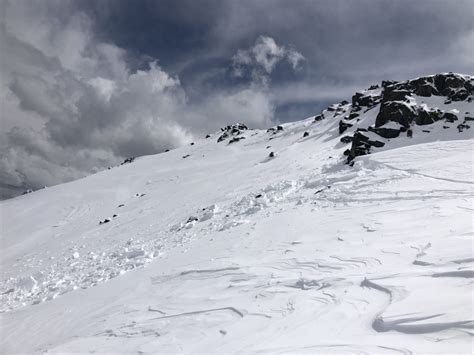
[1,0,473,198]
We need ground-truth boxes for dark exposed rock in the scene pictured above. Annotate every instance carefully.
[182,154,190,159]
[228,136,245,144]
[164,149,170,152]
[368,126,401,139]
[205,134,211,139]
[415,84,437,97]
[268,152,275,158]
[442,112,458,122]
[314,114,323,121]
[277,125,284,131]
[339,120,353,134]
[303,131,309,137]
[186,216,199,224]
[415,107,443,125]
[217,123,248,142]
[449,89,469,101]
[375,101,416,128]
[457,123,470,132]
[340,136,353,144]
[345,131,385,163]
[382,80,398,88]
[383,89,410,102]
[99,218,111,225]
[340,100,349,105]
[368,84,379,90]
[190,142,194,146]
[352,92,378,107]
[407,129,413,138]
[347,112,360,120]
[121,157,135,165]
[465,116,474,121]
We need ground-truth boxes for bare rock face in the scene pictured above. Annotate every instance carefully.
[342,73,473,163]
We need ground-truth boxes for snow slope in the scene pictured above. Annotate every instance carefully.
[1,74,473,353]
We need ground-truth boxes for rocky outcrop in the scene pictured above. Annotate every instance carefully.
[217,123,248,143]
[341,73,473,163]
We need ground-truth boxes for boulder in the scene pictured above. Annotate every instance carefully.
[340,136,353,144]
[442,112,458,122]
[368,126,401,139]
[375,101,416,128]
[415,108,443,125]
[339,120,353,134]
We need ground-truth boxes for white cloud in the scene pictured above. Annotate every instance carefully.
[232,35,305,83]
[0,1,278,198]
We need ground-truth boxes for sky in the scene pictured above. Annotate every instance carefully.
[1,0,473,199]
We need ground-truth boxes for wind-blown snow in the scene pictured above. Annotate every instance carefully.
[1,81,473,353]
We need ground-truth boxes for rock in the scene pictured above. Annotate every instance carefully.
[352,92,377,107]
[314,114,323,121]
[228,136,245,144]
[340,136,353,144]
[375,101,416,128]
[276,125,284,131]
[186,216,199,224]
[268,152,275,158]
[190,142,194,146]
[382,80,398,88]
[368,126,401,139]
[368,84,379,90]
[340,100,349,105]
[164,149,170,152]
[303,131,309,137]
[182,154,190,159]
[407,129,413,138]
[339,120,353,134]
[465,116,474,121]
[449,89,469,101]
[99,218,111,225]
[383,89,410,102]
[415,84,437,97]
[347,112,360,120]
[457,123,470,132]
[121,157,135,165]
[205,134,211,139]
[346,131,385,163]
[22,189,34,195]
[415,108,443,125]
[443,112,458,122]
[217,123,248,142]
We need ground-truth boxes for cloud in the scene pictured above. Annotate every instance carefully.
[232,35,305,84]
[0,1,281,199]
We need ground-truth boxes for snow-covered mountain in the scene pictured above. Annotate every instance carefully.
[1,73,473,353]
